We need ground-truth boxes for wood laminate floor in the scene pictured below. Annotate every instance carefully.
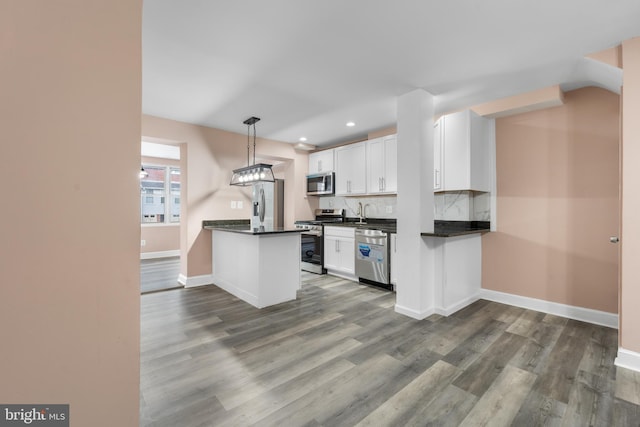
[141,257,181,294]
[140,272,640,426]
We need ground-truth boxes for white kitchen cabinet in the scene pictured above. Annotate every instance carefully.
[324,226,356,280]
[436,110,491,192]
[433,120,443,191]
[367,134,397,194]
[390,233,397,286]
[335,142,366,196]
[308,149,334,174]
[427,233,482,315]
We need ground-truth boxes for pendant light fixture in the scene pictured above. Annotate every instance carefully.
[230,116,275,186]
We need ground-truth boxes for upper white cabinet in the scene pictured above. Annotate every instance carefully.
[433,120,443,191]
[435,110,491,192]
[367,135,397,194]
[335,142,367,196]
[308,149,334,174]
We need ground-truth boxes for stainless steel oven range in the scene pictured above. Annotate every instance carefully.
[294,209,345,274]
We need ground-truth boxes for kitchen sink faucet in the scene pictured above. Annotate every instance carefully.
[364,203,371,220]
[357,202,370,224]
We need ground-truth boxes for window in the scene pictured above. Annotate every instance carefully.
[140,165,181,224]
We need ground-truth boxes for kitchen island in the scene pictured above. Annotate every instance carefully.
[203,220,304,309]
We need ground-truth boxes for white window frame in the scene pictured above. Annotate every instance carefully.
[140,164,180,225]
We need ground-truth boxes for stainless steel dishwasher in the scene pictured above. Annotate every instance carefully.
[355,229,391,289]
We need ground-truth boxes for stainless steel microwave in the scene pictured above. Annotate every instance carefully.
[306,172,335,196]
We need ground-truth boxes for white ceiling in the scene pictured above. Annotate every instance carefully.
[142,1,640,148]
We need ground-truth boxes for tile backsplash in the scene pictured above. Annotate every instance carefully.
[318,195,397,219]
[434,190,491,221]
[318,191,490,222]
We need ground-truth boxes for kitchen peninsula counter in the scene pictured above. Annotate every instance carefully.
[203,220,303,309]
[203,221,303,235]
[420,221,489,316]
[421,220,490,237]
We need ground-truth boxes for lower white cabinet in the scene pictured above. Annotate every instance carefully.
[430,234,482,315]
[324,226,356,280]
[390,233,397,286]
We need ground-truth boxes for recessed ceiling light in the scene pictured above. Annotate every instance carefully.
[346,122,355,127]
[299,137,307,142]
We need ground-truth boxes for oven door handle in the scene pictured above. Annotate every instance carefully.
[302,230,322,237]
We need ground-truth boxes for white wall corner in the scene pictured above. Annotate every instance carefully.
[178,274,214,288]
[479,289,618,329]
[436,293,482,317]
[615,348,640,373]
[395,304,435,320]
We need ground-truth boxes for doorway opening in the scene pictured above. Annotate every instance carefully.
[140,140,183,294]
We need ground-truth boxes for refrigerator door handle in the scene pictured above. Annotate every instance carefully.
[259,187,266,224]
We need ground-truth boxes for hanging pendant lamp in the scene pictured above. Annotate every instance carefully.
[230,116,275,186]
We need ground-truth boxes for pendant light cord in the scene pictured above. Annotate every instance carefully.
[246,123,250,167]
[253,122,257,166]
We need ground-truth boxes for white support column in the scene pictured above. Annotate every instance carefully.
[395,89,436,319]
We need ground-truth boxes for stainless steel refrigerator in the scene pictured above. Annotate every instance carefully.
[251,179,284,229]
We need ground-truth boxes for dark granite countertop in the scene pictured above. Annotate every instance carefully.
[202,219,488,237]
[328,218,397,234]
[202,219,304,235]
[421,221,490,237]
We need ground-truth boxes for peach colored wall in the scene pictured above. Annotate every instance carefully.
[140,156,181,254]
[620,38,640,352]
[472,85,565,118]
[482,87,620,314]
[368,126,397,139]
[587,45,622,68]
[141,115,315,277]
[0,2,141,426]
[141,226,180,254]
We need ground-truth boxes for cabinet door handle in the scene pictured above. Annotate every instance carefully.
[610,236,619,243]
[318,160,322,172]
[382,177,385,191]
[336,240,340,252]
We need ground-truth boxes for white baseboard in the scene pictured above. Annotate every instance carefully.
[395,304,435,320]
[435,294,481,317]
[615,348,640,373]
[480,289,618,329]
[140,250,180,260]
[210,275,260,308]
[178,274,214,288]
